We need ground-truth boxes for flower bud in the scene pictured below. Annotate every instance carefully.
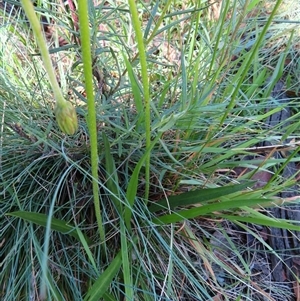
[55,101,78,135]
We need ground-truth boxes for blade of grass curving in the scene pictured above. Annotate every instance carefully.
[32,232,65,299]
[77,0,105,249]
[7,211,92,244]
[153,8,204,39]
[148,182,254,213]
[233,220,289,277]
[84,251,122,301]
[153,198,274,225]
[127,0,151,201]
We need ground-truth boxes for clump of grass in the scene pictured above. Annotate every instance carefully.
[1,0,300,300]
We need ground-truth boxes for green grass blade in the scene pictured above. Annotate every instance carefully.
[223,214,300,231]
[7,211,92,244]
[148,182,254,212]
[120,221,133,301]
[84,251,122,301]
[125,134,161,226]
[222,206,300,231]
[122,52,143,115]
[153,198,274,225]
[75,226,98,272]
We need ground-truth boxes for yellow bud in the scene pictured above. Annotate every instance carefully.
[55,101,78,135]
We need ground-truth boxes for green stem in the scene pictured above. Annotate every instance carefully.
[21,0,78,135]
[127,0,151,201]
[77,0,105,247]
[20,0,65,106]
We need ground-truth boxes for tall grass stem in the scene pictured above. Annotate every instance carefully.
[127,0,151,201]
[77,0,106,249]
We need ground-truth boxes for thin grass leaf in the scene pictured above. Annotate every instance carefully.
[246,67,267,98]
[122,52,143,114]
[180,52,187,111]
[7,211,92,244]
[120,221,133,301]
[75,226,98,272]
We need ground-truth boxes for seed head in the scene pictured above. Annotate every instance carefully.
[55,101,78,135]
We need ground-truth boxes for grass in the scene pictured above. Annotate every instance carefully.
[1,0,300,300]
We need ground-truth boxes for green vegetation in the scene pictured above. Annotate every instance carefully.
[1,0,300,300]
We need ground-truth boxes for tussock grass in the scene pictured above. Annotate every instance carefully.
[1,0,300,300]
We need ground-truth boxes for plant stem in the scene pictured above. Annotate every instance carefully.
[77,0,105,247]
[20,0,65,106]
[127,0,151,201]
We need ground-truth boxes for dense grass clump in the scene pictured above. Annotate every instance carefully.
[1,0,300,300]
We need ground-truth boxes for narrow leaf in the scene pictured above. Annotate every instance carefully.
[153,198,273,225]
[120,221,133,301]
[7,211,91,244]
[122,53,143,113]
[148,182,254,213]
[222,214,300,231]
[125,134,161,227]
[84,251,122,301]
